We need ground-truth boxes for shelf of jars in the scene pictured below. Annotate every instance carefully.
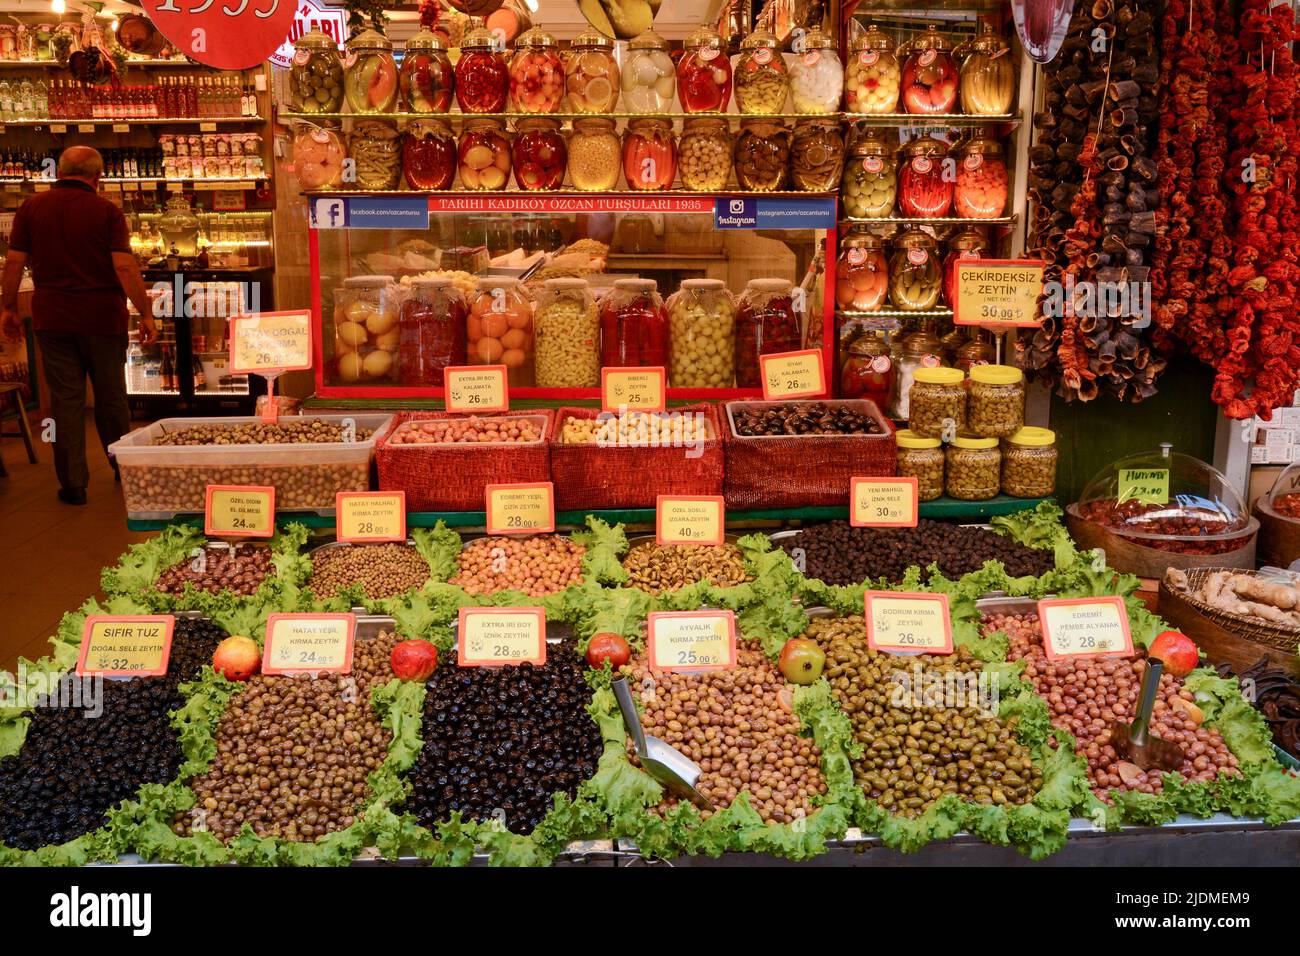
[281,111,834,124]
[302,188,836,199]
[843,111,1020,127]
[840,214,1016,226]
[0,116,264,127]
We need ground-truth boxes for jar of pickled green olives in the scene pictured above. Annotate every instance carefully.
[290,29,344,114]
[841,131,896,218]
[1001,426,1057,498]
[895,428,945,501]
[946,434,1001,500]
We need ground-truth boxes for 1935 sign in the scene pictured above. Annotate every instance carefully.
[143,0,297,70]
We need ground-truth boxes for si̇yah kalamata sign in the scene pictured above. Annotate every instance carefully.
[142,0,297,70]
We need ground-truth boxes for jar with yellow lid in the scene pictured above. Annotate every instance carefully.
[735,26,790,114]
[789,26,843,114]
[566,28,620,113]
[845,24,899,114]
[841,131,896,218]
[343,28,398,114]
[908,365,966,438]
[1001,427,1056,498]
[890,322,945,420]
[956,22,1015,115]
[889,227,942,310]
[947,434,1001,500]
[967,364,1025,437]
[895,428,945,501]
[568,117,621,191]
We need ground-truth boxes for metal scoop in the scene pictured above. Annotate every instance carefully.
[612,674,713,811]
[1111,658,1186,772]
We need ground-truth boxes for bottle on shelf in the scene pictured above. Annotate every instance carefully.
[0,79,12,121]
[160,344,175,392]
[125,334,145,392]
[185,79,197,118]
[16,77,33,119]
[191,353,206,391]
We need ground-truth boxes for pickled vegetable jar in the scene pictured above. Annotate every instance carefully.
[289,29,344,114]
[600,278,670,369]
[565,28,619,113]
[349,119,402,190]
[1001,427,1057,498]
[535,278,600,387]
[403,118,456,190]
[957,22,1015,115]
[400,28,454,113]
[908,365,966,438]
[678,25,733,113]
[841,131,896,218]
[835,228,888,312]
[947,434,1001,500]
[889,227,942,310]
[622,118,676,192]
[953,135,1008,219]
[845,23,899,114]
[469,277,534,386]
[292,123,345,191]
[967,364,1025,438]
[343,28,398,114]
[895,428,945,501]
[790,119,844,192]
[335,276,399,383]
[622,30,676,114]
[900,25,958,114]
[512,117,566,190]
[679,118,732,191]
[509,26,564,114]
[898,135,953,217]
[943,226,989,307]
[458,119,511,190]
[789,26,843,114]
[400,278,466,387]
[568,117,621,191]
[840,330,895,409]
[734,119,791,192]
[735,27,790,114]
[735,278,802,388]
[455,18,509,114]
[667,278,736,387]
[891,324,945,420]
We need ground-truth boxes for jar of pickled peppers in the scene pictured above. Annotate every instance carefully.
[290,29,344,114]
[789,26,843,115]
[952,135,1009,219]
[900,24,958,114]
[513,117,567,190]
[399,277,466,387]
[400,28,454,113]
[889,227,943,310]
[509,26,564,114]
[840,330,895,409]
[735,277,802,388]
[455,18,509,114]
[565,28,620,113]
[623,118,677,191]
[957,22,1015,115]
[679,117,732,190]
[841,131,896,218]
[343,28,398,114]
[735,26,790,114]
[845,23,899,114]
[458,118,511,190]
[835,228,888,312]
[569,117,621,191]
[600,278,670,369]
[403,118,456,190]
[678,25,733,113]
[898,135,953,217]
[349,119,402,190]
[942,226,990,307]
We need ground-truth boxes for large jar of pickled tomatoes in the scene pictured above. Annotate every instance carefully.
[952,135,1009,219]
[789,26,843,114]
[834,227,889,312]
[957,22,1015,115]
[455,18,509,114]
[565,28,619,113]
[600,278,670,369]
[622,30,676,114]
[468,278,534,386]
[509,26,564,113]
[678,25,732,113]
[512,117,567,190]
[458,118,511,190]
[735,26,790,114]
[844,23,899,114]
[943,226,989,308]
[840,330,895,409]
[734,278,802,388]
[623,118,676,191]
[400,28,454,113]
[403,118,456,190]
[290,29,344,114]
[399,277,466,387]
[898,135,953,217]
[569,117,621,191]
[900,24,958,114]
[343,28,398,114]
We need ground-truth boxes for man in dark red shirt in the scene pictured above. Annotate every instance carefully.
[0,146,156,505]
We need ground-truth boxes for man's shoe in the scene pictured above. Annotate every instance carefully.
[57,488,88,506]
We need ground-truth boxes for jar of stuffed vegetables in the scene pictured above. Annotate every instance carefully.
[290,29,344,114]
[679,118,732,190]
[623,118,676,192]
[735,26,790,114]
[455,18,509,114]
[895,428,945,501]
[509,26,564,114]
[735,278,801,388]
[898,135,953,217]
[400,28,454,113]
[678,25,733,113]
[403,118,456,190]
[344,28,398,114]
[841,131,896,218]
[566,28,620,113]
[512,117,566,191]
[889,227,942,310]
[845,23,899,114]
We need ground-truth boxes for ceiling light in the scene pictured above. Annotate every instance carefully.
[51,0,66,12]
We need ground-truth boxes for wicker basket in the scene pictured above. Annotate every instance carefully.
[722,399,897,509]
[1162,568,1300,653]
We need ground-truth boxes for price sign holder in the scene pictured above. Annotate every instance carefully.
[865,591,953,655]
[1037,597,1135,662]
[228,310,314,422]
[954,259,1046,328]
[656,495,725,546]
[336,491,406,543]
[445,365,509,413]
[850,477,919,528]
[485,482,555,535]
[76,615,175,678]
[760,349,826,400]
[647,610,737,673]
[205,484,276,538]
[262,613,356,675]
[1117,468,1170,506]
[458,607,546,667]
[601,367,666,413]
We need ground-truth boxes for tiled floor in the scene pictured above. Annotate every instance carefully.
[0,416,147,671]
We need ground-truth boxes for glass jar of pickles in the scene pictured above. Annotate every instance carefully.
[957,22,1015,115]
[292,123,345,190]
[790,118,844,192]
[623,118,676,192]
[678,25,733,113]
[900,24,958,114]
[400,28,454,113]
[789,26,843,114]
[679,118,732,191]
[890,324,945,420]
[840,330,895,409]
[890,227,943,310]
[734,119,791,192]
[898,135,953,217]
[403,118,456,190]
[1001,427,1057,498]
[967,364,1025,437]
[735,26,790,114]
[568,117,621,191]
[565,28,619,113]
[399,277,466,387]
[455,18,509,114]
[335,276,400,383]
[845,23,899,114]
[895,428,945,501]
[535,278,600,387]
[513,117,567,191]
[835,228,888,312]
[735,278,802,388]
[947,434,1001,500]
[468,278,534,386]
[841,131,896,218]
[943,226,990,307]
[458,119,511,190]
[601,278,670,369]
[908,366,966,438]
[509,26,564,113]
[343,28,398,114]
[667,278,736,387]
[349,119,402,190]
[290,29,344,114]
[953,135,1009,219]
[622,30,676,114]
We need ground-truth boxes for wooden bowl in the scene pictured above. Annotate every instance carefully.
[1065,504,1258,578]
[1254,496,1300,569]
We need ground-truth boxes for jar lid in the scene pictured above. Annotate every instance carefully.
[344,275,392,287]
[347,27,392,53]
[571,27,614,50]
[408,117,452,134]
[896,428,942,449]
[746,277,793,293]
[901,135,947,158]
[478,276,521,288]
[465,117,507,131]
[955,134,1003,156]
[628,29,668,51]
[904,24,954,54]
[914,366,964,386]
[798,26,837,51]
[896,227,936,248]
[294,28,339,52]
[412,276,454,287]
[681,278,726,290]
[851,23,894,53]
[545,277,589,289]
[1006,426,1055,447]
[684,25,725,51]
[628,116,672,132]
[405,28,447,52]
[461,18,498,50]
[842,227,884,249]
[684,116,731,132]
[740,117,788,133]
[952,434,1000,450]
[948,226,989,251]
[614,277,658,292]
[969,364,1023,385]
[741,27,781,50]
[849,131,894,157]
[574,116,617,131]
[965,22,1009,55]
[515,25,558,49]
[515,116,561,131]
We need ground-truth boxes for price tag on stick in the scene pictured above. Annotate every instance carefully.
[656,495,725,546]
[1037,597,1135,662]
[458,607,546,667]
[205,484,275,538]
[865,591,953,655]
[485,482,555,535]
[760,349,826,400]
[850,477,919,528]
[262,614,356,675]
[336,491,406,543]
[647,610,737,672]
[445,365,509,413]
[77,616,175,678]
[601,367,666,412]
[229,311,314,375]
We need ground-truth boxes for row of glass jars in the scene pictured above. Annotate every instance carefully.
[906,364,1026,440]
[842,131,1009,220]
[845,22,1016,116]
[835,225,992,313]
[896,426,1056,501]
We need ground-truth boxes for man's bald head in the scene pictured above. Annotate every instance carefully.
[57,146,103,184]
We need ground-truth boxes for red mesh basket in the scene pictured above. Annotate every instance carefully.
[550,404,725,511]
[723,400,897,509]
[375,410,553,512]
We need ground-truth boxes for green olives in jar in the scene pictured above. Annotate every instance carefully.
[1001,427,1057,498]
[947,434,1001,500]
[841,132,896,218]
[290,29,345,114]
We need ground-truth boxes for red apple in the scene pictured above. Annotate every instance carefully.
[1149,630,1199,678]
[586,633,631,670]
[391,639,439,682]
[778,638,826,685]
[212,635,260,682]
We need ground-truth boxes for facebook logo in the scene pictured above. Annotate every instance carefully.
[311,198,347,229]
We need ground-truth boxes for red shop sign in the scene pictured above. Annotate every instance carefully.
[143,0,297,70]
